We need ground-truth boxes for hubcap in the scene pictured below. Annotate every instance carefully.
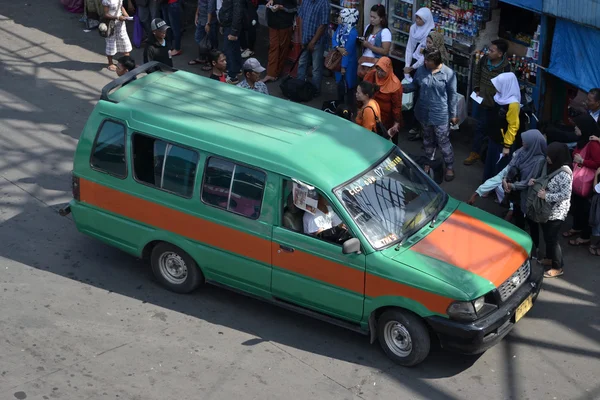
[383,320,413,357]
[158,252,188,285]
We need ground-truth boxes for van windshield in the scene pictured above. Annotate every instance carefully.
[334,148,445,249]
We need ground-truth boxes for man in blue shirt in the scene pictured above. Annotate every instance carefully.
[403,50,458,182]
[297,0,330,96]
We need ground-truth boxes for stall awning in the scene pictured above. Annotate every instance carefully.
[548,19,600,92]
[499,0,542,12]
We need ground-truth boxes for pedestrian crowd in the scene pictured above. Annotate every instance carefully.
[92,1,600,279]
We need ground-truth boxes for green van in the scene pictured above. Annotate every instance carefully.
[61,62,543,366]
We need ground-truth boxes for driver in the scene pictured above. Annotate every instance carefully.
[303,195,344,235]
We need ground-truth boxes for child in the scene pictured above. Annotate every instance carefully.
[209,49,227,83]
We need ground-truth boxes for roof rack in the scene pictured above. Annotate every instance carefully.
[100,61,177,103]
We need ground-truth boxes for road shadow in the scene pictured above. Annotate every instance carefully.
[38,60,107,72]
[0,199,481,399]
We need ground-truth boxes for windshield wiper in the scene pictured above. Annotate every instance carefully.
[428,194,447,228]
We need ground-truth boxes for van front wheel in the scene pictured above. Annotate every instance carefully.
[377,309,430,367]
[150,243,203,294]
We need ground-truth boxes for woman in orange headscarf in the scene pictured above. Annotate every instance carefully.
[363,57,403,139]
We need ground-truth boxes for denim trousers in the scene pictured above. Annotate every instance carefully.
[161,0,182,50]
[296,40,325,93]
[223,26,242,78]
[471,102,490,154]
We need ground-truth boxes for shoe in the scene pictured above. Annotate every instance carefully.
[241,49,254,58]
[409,128,420,134]
[463,152,481,166]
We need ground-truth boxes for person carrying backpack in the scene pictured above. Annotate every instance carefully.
[526,142,573,278]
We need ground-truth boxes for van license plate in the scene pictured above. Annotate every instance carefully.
[515,295,533,323]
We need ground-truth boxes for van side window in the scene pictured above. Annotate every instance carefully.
[201,157,266,219]
[132,133,199,198]
[90,120,127,178]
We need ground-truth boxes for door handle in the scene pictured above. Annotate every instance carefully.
[279,245,295,253]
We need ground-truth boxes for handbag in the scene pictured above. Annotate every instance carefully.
[365,106,389,139]
[572,145,595,197]
[280,50,316,103]
[324,49,342,72]
[98,19,116,37]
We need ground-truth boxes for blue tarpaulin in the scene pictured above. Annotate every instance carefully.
[500,0,542,12]
[549,19,600,92]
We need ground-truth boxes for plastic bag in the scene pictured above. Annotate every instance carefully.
[133,12,143,48]
[198,34,212,55]
[401,78,414,111]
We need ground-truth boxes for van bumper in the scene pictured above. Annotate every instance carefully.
[425,261,544,355]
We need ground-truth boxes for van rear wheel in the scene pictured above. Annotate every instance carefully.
[150,243,203,294]
[377,309,430,367]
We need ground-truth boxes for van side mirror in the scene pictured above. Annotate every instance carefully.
[342,238,361,254]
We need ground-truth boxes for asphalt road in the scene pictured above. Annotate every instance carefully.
[0,2,599,399]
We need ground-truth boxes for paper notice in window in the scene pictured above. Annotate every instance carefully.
[470,91,484,104]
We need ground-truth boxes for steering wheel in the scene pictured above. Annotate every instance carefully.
[318,225,351,243]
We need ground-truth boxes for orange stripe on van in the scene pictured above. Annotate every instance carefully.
[80,178,452,315]
[79,179,272,264]
[365,274,453,315]
[271,246,365,294]
[411,210,528,287]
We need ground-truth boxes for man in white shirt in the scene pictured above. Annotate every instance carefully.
[303,195,344,235]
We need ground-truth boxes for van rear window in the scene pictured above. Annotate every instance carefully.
[132,134,199,198]
[201,158,266,219]
[90,120,127,178]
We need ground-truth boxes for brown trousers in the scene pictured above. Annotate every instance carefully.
[267,27,292,78]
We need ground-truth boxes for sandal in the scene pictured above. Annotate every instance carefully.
[569,238,591,246]
[544,269,564,278]
[562,229,581,238]
[188,59,204,65]
[444,169,455,182]
[171,50,182,57]
[589,245,600,256]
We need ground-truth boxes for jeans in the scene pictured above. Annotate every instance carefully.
[530,219,564,269]
[223,26,242,78]
[137,5,151,41]
[296,40,325,93]
[194,20,218,59]
[483,140,511,182]
[161,0,182,50]
[571,193,592,240]
[471,102,490,154]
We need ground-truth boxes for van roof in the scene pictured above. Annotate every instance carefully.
[107,70,394,190]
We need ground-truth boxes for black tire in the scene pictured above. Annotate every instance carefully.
[150,243,204,294]
[377,309,431,367]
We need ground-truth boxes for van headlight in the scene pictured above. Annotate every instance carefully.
[447,296,496,321]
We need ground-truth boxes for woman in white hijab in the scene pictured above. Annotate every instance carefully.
[404,7,435,76]
[482,72,522,181]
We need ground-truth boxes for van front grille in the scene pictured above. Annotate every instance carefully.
[498,260,531,302]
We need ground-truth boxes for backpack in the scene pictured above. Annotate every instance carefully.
[525,165,572,223]
[280,50,316,102]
